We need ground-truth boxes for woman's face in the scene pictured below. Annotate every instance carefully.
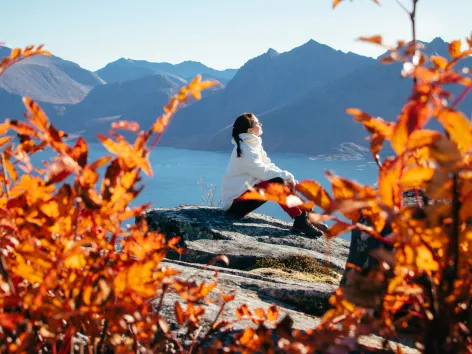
[248,117,263,137]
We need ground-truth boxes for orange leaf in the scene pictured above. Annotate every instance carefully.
[371,133,385,158]
[175,301,185,325]
[327,221,356,238]
[223,293,235,303]
[378,157,402,208]
[89,156,113,170]
[449,40,462,58]
[426,169,453,200]
[358,35,382,45]
[0,122,10,135]
[0,136,12,148]
[11,48,21,60]
[4,158,17,182]
[111,120,140,133]
[407,130,462,169]
[296,180,332,210]
[254,308,266,319]
[267,305,279,321]
[332,0,342,8]
[236,304,252,319]
[239,328,255,345]
[431,56,448,70]
[347,108,393,137]
[391,101,431,154]
[437,108,472,154]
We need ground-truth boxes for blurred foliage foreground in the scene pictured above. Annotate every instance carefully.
[1,0,472,352]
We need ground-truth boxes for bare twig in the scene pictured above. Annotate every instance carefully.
[452,82,472,109]
[1,152,11,199]
[410,0,418,85]
[449,174,460,291]
[96,319,109,354]
[192,302,227,353]
[154,284,168,316]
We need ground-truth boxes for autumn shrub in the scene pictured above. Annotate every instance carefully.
[2,0,472,352]
[0,47,260,353]
[233,0,472,352]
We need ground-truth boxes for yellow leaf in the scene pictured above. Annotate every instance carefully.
[426,169,453,200]
[64,253,86,269]
[437,108,472,154]
[431,55,448,70]
[449,40,462,58]
[400,166,435,190]
[416,244,439,272]
[406,130,462,170]
[11,48,21,60]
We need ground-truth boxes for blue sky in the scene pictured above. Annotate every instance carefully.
[1,0,470,71]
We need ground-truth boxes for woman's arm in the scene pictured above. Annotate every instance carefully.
[260,149,281,171]
[240,146,295,183]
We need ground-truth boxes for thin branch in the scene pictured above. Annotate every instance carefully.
[410,0,418,85]
[154,284,168,316]
[451,82,472,109]
[449,174,460,293]
[193,303,226,352]
[1,153,11,199]
[96,319,109,354]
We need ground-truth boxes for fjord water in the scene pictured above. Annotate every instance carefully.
[32,144,379,240]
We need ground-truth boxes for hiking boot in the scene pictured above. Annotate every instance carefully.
[292,211,323,238]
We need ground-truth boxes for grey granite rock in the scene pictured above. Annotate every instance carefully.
[137,205,417,353]
[139,205,349,272]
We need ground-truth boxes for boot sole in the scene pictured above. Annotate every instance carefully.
[291,227,322,239]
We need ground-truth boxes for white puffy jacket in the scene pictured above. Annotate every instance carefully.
[220,133,296,211]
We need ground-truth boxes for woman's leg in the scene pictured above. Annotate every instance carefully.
[227,177,302,219]
[227,178,323,238]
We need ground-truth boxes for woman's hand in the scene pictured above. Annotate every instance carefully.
[288,180,299,193]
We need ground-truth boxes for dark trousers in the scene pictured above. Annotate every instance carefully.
[226,177,302,219]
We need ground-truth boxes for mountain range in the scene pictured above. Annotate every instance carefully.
[0,38,471,158]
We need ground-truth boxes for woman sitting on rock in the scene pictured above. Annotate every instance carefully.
[220,113,325,238]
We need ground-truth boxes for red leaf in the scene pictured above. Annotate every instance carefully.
[358,35,383,45]
[175,301,185,325]
[70,137,88,167]
[0,313,23,330]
